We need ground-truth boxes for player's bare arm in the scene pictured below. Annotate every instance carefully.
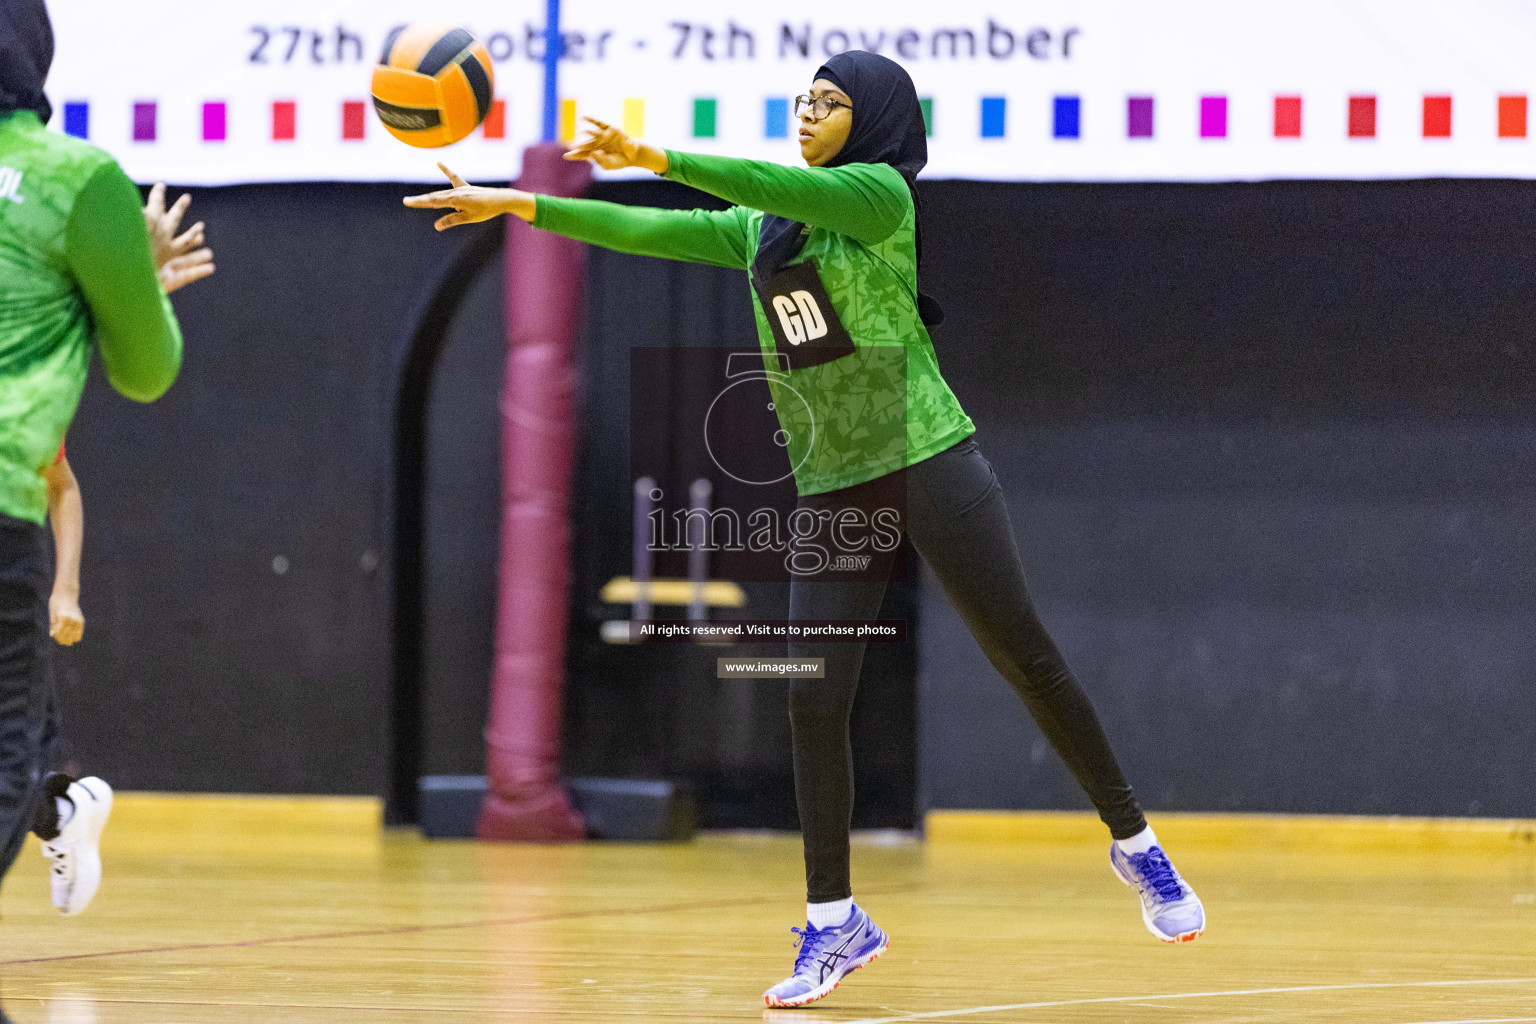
[41,454,83,646]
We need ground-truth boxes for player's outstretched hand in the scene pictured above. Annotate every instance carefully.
[49,591,83,646]
[564,118,640,169]
[404,163,534,229]
[563,118,669,174]
[144,182,215,293]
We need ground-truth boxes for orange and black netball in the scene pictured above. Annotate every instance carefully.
[371,24,494,149]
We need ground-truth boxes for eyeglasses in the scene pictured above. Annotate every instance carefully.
[794,94,851,122]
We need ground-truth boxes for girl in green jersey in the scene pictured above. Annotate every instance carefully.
[1,0,213,920]
[408,50,1204,1008]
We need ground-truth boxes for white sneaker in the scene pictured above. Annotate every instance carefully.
[1110,841,1206,943]
[40,777,113,916]
[762,904,889,1008]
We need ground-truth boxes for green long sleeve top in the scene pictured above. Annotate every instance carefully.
[533,150,974,496]
[0,110,183,523]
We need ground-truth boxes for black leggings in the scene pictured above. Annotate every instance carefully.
[788,435,1146,902]
[0,515,60,879]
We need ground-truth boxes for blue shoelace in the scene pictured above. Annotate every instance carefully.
[1132,848,1185,902]
[790,924,834,976]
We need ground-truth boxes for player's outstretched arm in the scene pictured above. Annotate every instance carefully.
[662,151,906,247]
[563,117,902,246]
[405,160,752,269]
[66,165,214,402]
[42,454,84,646]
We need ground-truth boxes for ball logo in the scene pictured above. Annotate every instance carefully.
[770,290,828,346]
[372,99,442,132]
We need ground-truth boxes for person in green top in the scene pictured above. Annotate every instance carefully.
[407,50,1205,1006]
[1,0,214,918]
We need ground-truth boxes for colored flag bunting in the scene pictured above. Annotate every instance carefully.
[50,94,1535,145]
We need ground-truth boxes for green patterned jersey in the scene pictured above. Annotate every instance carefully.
[0,110,182,523]
[534,151,974,496]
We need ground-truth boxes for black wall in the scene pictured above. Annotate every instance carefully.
[916,181,1536,818]
[53,177,1535,822]
[57,182,491,797]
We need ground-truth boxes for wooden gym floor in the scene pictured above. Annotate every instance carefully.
[2,796,1534,1023]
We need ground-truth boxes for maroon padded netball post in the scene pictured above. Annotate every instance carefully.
[478,143,591,842]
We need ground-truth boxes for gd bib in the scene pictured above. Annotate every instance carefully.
[754,259,855,370]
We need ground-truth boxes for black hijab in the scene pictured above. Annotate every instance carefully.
[753,50,944,328]
[0,0,54,124]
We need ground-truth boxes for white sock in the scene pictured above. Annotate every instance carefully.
[55,797,74,830]
[1114,825,1159,855]
[807,897,854,930]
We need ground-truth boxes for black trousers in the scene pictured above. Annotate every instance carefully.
[0,514,60,880]
[788,435,1146,902]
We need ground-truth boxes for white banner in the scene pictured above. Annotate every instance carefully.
[42,0,1536,184]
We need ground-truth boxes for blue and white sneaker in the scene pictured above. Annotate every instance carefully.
[762,904,889,1008]
[1110,843,1205,943]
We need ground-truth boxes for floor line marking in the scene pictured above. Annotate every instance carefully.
[5,996,494,1014]
[4,993,719,1016]
[2,884,921,968]
[13,1002,1531,1023]
[837,977,1536,1024]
